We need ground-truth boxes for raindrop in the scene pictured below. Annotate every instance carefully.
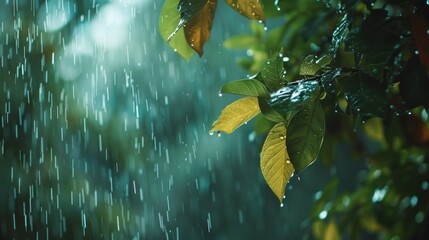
[209,131,214,136]
[319,210,328,219]
[280,203,284,207]
[217,131,222,137]
[218,92,223,97]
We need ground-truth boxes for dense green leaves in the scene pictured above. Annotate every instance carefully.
[221,79,270,98]
[343,72,388,120]
[260,122,294,203]
[286,101,325,173]
[268,80,320,117]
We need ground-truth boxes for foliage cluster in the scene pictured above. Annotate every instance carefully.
[160,0,429,238]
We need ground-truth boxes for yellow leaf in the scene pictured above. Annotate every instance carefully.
[363,117,386,143]
[261,122,295,203]
[159,0,194,60]
[211,97,260,134]
[184,0,217,56]
[324,220,341,240]
[225,0,266,23]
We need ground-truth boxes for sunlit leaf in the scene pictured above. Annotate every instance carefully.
[268,80,320,117]
[211,97,260,134]
[344,72,388,120]
[261,122,295,203]
[221,79,270,98]
[299,54,332,76]
[258,98,285,122]
[287,100,325,173]
[261,57,287,91]
[225,0,265,23]
[184,0,217,56]
[159,0,194,60]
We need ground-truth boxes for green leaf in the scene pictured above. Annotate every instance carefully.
[299,54,332,76]
[261,122,295,203]
[221,79,270,98]
[178,0,208,23]
[159,0,194,60]
[287,100,325,173]
[321,68,341,96]
[184,0,217,56]
[225,0,266,23]
[330,14,351,55]
[258,98,285,123]
[223,34,259,49]
[268,80,320,118]
[254,114,276,135]
[343,72,388,120]
[211,97,260,134]
[261,57,287,91]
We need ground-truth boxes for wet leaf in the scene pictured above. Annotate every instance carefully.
[184,0,217,56]
[268,80,320,118]
[225,0,266,23]
[287,101,325,173]
[321,68,341,97]
[344,72,388,120]
[261,57,287,91]
[221,79,270,98]
[300,55,332,76]
[211,97,260,134]
[258,98,286,122]
[159,0,195,60]
[261,122,294,203]
[178,0,208,22]
[330,14,351,55]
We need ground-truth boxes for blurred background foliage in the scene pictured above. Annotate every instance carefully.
[0,0,428,239]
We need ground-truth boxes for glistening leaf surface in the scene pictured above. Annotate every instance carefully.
[261,122,294,203]
[221,79,270,98]
[287,100,325,173]
[159,0,194,60]
[300,55,332,75]
[224,0,265,23]
[184,0,217,56]
[211,97,260,134]
[268,80,320,117]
